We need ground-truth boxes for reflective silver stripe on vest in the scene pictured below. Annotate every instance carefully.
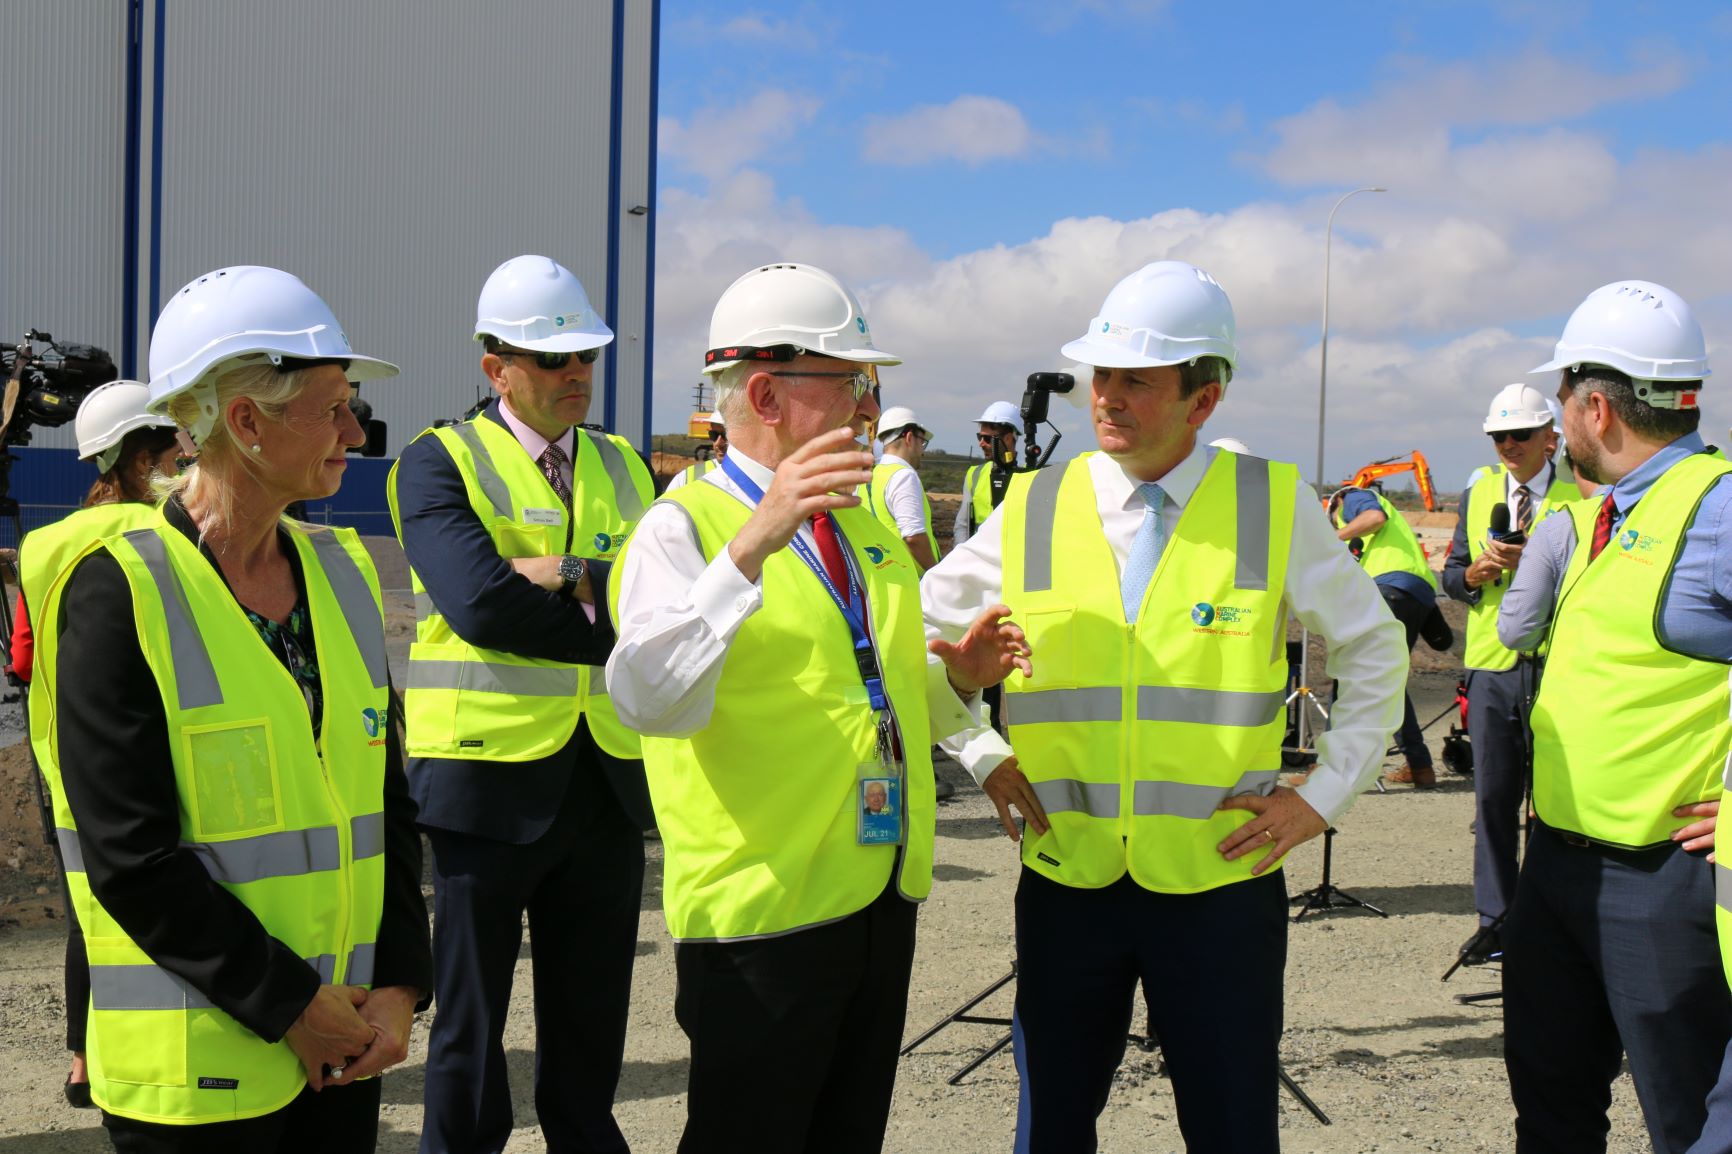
[583,430,646,522]
[350,812,386,860]
[1019,464,1067,594]
[1136,686,1285,727]
[1031,778,1121,818]
[346,942,376,986]
[448,422,515,521]
[183,826,341,884]
[1234,455,1271,592]
[92,954,341,1011]
[414,590,436,622]
[89,965,216,1011]
[407,659,579,697]
[1010,686,1121,725]
[1132,769,1280,820]
[56,828,84,873]
[1718,861,1732,916]
[305,530,388,689]
[123,530,223,711]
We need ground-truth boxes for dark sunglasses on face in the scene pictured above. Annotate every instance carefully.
[1490,428,1538,444]
[500,346,600,370]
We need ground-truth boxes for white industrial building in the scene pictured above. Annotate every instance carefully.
[3,0,661,461]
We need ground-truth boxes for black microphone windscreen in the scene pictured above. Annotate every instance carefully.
[1489,503,1510,534]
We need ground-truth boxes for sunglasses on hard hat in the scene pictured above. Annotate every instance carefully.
[767,370,880,405]
[498,346,601,370]
[1490,428,1539,444]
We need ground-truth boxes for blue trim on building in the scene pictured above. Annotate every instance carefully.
[642,0,661,451]
[602,0,626,435]
[121,0,144,377]
[147,0,166,326]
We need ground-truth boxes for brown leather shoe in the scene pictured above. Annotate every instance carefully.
[1386,765,1437,789]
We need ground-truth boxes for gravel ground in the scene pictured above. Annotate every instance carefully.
[0,552,1657,1152]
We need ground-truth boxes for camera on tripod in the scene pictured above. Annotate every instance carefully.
[1,330,118,449]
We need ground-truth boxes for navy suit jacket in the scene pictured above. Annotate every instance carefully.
[393,400,653,841]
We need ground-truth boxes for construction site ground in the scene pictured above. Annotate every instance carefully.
[0,516,1657,1153]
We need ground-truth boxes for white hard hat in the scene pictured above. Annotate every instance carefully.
[877,406,929,441]
[1483,383,1555,433]
[1531,280,1709,409]
[705,411,725,426]
[148,266,399,444]
[1209,436,1251,454]
[703,263,900,375]
[475,255,613,353]
[975,401,1022,426]
[1061,261,1238,371]
[76,380,176,472]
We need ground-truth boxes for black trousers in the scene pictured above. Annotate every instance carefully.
[1465,664,1533,924]
[418,767,645,1154]
[102,1078,381,1153]
[673,880,919,1154]
[1505,823,1732,1154]
[58,850,89,1051]
[1015,867,1288,1153]
[1381,586,1434,771]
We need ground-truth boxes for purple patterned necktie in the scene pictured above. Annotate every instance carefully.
[538,443,572,508]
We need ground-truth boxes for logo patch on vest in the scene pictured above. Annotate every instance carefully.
[361,707,385,746]
[460,739,484,749]
[1191,602,1252,636]
[1037,852,1062,867]
[593,531,627,555]
[862,545,902,570]
[197,1076,240,1090]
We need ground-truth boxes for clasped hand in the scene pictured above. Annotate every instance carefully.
[286,983,417,1090]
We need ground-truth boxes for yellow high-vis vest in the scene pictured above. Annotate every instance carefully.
[387,416,654,761]
[1330,489,1438,591]
[1462,465,1579,670]
[20,502,161,786]
[863,459,939,559]
[962,463,994,536]
[611,484,936,942]
[1532,453,1731,850]
[999,451,1296,893]
[676,458,716,487]
[34,515,390,1125]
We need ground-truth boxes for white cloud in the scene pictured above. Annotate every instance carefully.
[862,96,1033,167]
[658,90,822,182]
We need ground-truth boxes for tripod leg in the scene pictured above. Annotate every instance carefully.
[947,1031,1014,1086]
[901,967,1017,1056]
[1279,1065,1331,1125]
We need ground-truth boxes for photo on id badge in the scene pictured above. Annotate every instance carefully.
[858,773,902,845]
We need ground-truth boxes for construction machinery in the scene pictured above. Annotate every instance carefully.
[1344,451,1438,512]
[686,380,714,438]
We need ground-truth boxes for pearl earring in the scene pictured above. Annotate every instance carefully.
[251,443,263,454]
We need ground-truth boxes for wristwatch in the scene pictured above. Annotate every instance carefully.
[557,554,588,598]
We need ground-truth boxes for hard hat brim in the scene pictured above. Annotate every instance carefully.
[1059,336,1177,370]
[474,328,615,354]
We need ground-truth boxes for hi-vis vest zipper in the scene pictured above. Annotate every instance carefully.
[387,416,654,761]
[998,450,1296,893]
[35,515,389,1124]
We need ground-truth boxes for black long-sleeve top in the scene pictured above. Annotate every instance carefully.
[53,499,432,1043]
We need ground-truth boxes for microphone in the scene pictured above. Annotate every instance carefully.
[1487,502,1511,542]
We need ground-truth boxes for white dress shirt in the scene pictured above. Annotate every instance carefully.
[878,451,932,540]
[921,443,1407,825]
[1505,461,1554,531]
[606,447,977,741]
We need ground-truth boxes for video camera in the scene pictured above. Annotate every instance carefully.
[977,372,1075,520]
[1,330,118,449]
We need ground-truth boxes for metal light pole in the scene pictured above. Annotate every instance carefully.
[1294,186,1386,763]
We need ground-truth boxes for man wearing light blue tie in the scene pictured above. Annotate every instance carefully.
[923,260,1405,1152]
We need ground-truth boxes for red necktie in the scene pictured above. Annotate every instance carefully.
[809,514,850,596]
[1588,494,1618,561]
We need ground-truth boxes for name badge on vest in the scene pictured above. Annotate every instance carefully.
[523,507,564,526]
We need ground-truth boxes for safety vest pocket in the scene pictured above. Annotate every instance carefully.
[1016,605,1079,690]
[181,719,283,840]
[495,521,559,559]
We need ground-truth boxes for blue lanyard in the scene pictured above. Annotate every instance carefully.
[718,454,888,711]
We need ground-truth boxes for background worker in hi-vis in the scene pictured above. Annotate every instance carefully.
[388,255,655,1154]
[923,260,1405,1153]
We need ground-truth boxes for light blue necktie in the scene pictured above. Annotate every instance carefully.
[1120,482,1166,620]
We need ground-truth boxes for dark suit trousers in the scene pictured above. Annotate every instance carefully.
[673,880,919,1154]
[418,762,645,1154]
[1381,586,1434,772]
[1505,823,1732,1154]
[1466,664,1532,924]
[1015,867,1288,1154]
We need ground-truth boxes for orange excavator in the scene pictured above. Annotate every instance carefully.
[1344,451,1438,512]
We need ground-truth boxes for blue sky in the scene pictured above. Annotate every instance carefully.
[651,1,1732,490]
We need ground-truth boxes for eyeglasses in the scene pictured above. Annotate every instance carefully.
[498,346,600,370]
[1490,428,1539,444]
[767,370,880,404]
[708,429,726,442]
